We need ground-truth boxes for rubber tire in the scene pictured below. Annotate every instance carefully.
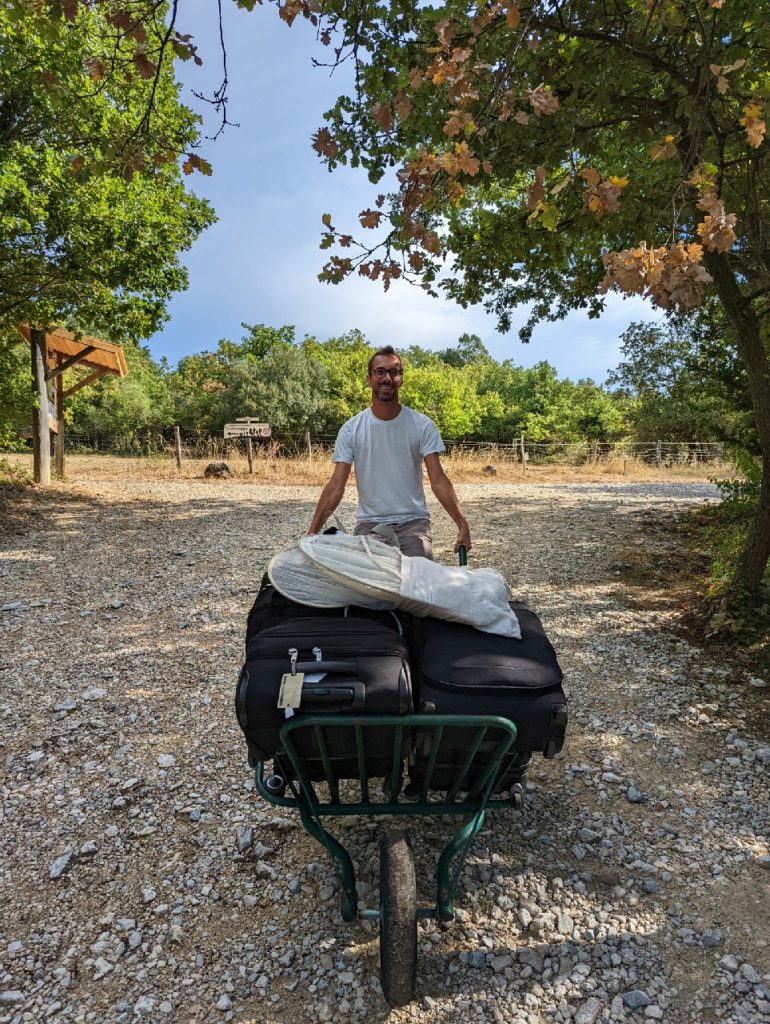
[379,829,417,1007]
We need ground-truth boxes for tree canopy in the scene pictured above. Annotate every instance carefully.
[295,0,770,595]
[0,1,214,339]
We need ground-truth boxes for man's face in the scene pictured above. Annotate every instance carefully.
[367,354,403,403]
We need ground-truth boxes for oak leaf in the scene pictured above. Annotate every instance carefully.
[371,103,394,132]
[312,128,339,159]
[435,17,456,49]
[740,100,766,148]
[453,142,480,176]
[528,84,559,116]
[514,110,530,125]
[359,209,382,229]
[503,2,521,29]
[527,166,546,211]
[395,92,412,121]
[651,135,677,160]
[409,67,424,89]
[133,52,156,80]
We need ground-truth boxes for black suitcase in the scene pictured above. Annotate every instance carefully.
[236,617,413,779]
[245,574,401,650]
[408,602,567,792]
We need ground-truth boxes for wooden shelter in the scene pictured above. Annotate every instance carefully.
[18,325,128,483]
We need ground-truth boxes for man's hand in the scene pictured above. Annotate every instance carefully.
[454,521,472,553]
[307,462,351,535]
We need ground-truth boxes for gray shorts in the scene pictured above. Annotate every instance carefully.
[353,518,433,559]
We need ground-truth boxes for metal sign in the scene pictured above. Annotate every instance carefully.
[223,422,272,439]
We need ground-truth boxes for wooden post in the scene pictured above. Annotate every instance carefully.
[55,355,65,477]
[521,434,526,472]
[30,328,51,485]
[656,439,662,467]
[246,436,254,475]
[174,425,183,470]
[306,430,312,462]
[623,453,628,476]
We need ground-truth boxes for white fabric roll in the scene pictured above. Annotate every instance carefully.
[296,534,521,638]
[268,544,396,610]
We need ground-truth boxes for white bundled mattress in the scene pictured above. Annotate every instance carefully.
[268,534,521,638]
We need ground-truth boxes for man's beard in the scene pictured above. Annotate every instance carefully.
[374,385,397,402]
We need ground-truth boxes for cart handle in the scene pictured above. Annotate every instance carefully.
[458,544,467,567]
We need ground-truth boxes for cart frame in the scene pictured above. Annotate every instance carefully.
[255,713,518,924]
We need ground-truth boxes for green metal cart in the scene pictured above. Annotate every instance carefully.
[254,711,521,1007]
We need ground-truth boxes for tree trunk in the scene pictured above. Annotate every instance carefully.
[30,327,51,486]
[705,251,770,595]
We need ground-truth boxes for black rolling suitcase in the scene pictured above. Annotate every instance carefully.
[235,615,413,779]
[409,602,567,792]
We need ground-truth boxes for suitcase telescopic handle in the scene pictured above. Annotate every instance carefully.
[301,681,365,711]
[294,659,357,674]
[458,545,468,567]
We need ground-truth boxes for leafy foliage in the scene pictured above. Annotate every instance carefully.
[0,2,215,338]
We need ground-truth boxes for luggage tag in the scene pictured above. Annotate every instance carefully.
[278,648,304,714]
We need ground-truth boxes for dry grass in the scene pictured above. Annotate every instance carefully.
[2,448,727,486]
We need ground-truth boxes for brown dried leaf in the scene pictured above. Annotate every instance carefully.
[132,51,156,80]
[514,109,530,126]
[504,2,521,29]
[528,84,559,116]
[359,209,382,229]
[435,17,456,49]
[740,100,766,148]
[312,128,339,159]
[409,66,424,89]
[371,102,394,132]
[395,92,412,121]
[527,166,546,211]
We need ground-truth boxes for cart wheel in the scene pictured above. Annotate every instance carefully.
[379,829,417,1007]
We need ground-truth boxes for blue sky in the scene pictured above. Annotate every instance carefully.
[149,1,661,383]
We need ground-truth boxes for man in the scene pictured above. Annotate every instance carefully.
[308,346,471,558]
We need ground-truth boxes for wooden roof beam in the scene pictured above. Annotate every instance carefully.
[45,346,96,381]
[62,366,109,398]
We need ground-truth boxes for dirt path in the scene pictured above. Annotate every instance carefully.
[0,480,768,1024]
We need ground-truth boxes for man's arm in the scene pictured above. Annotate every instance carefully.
[424,452,472,553]
[308,462,352,534]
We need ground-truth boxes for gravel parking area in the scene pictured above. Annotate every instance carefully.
[1,479,768,1024]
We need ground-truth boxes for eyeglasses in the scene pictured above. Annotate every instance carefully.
[371,367,403,379]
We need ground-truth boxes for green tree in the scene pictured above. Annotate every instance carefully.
[302,0,770,598]
[608,317,756,446]
[0,3,214,340]
[0,332,30,448]
[67,340,173,437]
[435,332,492,368]
[171,324,329,436]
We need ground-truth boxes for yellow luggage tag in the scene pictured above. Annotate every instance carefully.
[278,648,304,710]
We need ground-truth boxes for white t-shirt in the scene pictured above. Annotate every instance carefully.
[332,406,445,524]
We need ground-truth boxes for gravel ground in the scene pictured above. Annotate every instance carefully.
[1,479,769,1024]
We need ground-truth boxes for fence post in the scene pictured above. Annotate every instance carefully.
[521,434,527,472]
[656,439,662,467]
[623,453,628,476]
[246,436,254,475]
[174,425,183,471]
[306,431,312,462]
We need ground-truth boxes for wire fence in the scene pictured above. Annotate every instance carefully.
[33,431,728,467]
